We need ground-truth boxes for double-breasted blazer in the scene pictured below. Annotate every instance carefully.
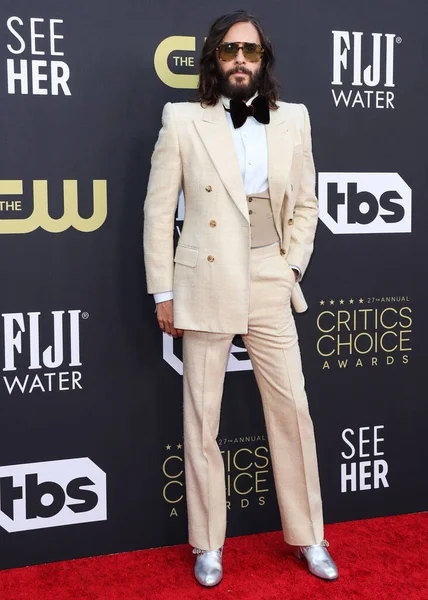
[143,100,319,334]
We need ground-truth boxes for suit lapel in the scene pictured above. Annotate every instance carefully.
[194,102,249,222]
[266,106,294,238]
[193,102,294,230]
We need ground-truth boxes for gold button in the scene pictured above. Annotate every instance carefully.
[280,248,286,256]
[249,210,253,215]
[288,218,294,226]
[205,185,212,192]
[209,220,217,227]
[207,255,215,262]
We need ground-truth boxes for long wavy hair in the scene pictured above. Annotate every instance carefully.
[196,11,280,109]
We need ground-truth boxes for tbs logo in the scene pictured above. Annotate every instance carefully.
[318,173,412,234]
[0,458,107,532]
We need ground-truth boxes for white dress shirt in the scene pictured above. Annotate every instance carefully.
[153,95,299,304]
[221,94,269,194]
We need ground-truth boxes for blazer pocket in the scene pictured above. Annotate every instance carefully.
[174,244,198,267]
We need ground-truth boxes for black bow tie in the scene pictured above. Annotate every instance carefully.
[226,96,270,129]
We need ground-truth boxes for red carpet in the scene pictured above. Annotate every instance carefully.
[0,513,427,600]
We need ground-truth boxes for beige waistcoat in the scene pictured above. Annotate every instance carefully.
[247,188,280,248]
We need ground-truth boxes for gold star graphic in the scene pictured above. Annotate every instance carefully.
[359,298,364,304]
[177,443,183,450]
[329,299,335,305]
[339,299,344,305]
[166,445,171,450]
[320,300,325,305]
[349,299,355,304]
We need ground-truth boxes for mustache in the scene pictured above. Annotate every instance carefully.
[227,66,253,77]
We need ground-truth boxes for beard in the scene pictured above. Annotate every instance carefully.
[217,65,261,101]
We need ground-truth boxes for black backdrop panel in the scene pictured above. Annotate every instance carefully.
[0,0,426,569]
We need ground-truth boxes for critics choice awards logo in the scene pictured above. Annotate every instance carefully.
[316,296,411,370]
[1,309,90,395]
[0,458,107,532]
[331,30,401,109]
[162,436,271,518]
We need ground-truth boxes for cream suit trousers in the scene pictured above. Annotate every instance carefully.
[183,243,324,551]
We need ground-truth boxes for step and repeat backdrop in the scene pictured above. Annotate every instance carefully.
[0,0,426,570]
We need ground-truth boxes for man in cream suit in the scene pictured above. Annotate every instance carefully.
[144,10,338,587]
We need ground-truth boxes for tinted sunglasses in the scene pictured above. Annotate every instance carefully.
[216,42,264,62]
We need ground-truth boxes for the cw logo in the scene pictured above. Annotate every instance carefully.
[154,36,199,89]
[0,180,107,234]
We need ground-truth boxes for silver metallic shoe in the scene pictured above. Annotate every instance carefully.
[193,546,223,587]
[292,539,338,580]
